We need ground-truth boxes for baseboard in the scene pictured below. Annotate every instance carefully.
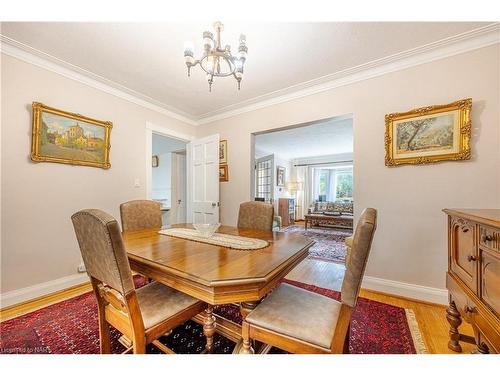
[362,276,448,305]
[0,273,89,309]
[0,271,448,310]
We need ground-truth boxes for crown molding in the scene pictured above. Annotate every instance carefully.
[196,23,500,125]
[2,24,499,127]
[0,35,198,126]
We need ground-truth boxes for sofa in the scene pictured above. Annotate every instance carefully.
[307,200,354,229]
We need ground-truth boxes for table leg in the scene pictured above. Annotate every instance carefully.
[203,305,216,353]
[305,218,308,230]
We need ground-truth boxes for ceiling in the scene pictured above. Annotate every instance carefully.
[255,116,353,160]
[1,22,490,121]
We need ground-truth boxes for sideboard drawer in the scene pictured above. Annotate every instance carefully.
[449,216,477,292]
[480,249,500,318]
[480,225,500,252]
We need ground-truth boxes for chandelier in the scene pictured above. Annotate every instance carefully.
[183,21,248,92]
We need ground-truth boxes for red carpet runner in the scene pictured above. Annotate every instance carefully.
[0,279,425,354]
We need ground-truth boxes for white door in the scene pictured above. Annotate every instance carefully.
[187,134,220,224]
[170,152,187,224]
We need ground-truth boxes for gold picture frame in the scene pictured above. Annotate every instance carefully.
[31,102,112,169]
[219,164,229,182]
[385,98,471,166]
[219,140,228,164]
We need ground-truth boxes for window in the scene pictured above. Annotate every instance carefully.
[313,167,353,202]
[335,170,353,200]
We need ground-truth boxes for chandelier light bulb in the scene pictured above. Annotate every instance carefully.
[183,41,194,56]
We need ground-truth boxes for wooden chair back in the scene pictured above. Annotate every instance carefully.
[71,209,145,352]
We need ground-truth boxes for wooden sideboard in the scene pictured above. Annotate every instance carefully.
[279,198,295,227]
[444,209,500,354]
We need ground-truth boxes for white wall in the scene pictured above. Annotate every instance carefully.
[0,54,196,298]
[196,45,500,295]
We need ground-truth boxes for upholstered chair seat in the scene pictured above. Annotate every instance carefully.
[240,208,377,354]
[120,200,162,232]
[245,283,341,349]
[237,201,274,232]
[135,282,202,330]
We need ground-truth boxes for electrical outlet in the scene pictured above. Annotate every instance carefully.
[134,178,140,188]
[77,262,86,273]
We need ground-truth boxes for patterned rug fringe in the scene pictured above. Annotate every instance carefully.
[404,308,428,354]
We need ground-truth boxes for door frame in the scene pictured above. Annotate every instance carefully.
[144,121,194,201]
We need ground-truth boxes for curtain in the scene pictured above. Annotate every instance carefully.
[295,166,311,220]
[327,169,336,202]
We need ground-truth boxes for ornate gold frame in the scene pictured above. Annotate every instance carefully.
[219,139,228,164]
[385,98,471,166]
[31,102,112,169]
[219,164,229,182]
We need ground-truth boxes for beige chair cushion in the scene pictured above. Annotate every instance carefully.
[341,208,377,307]
[120,200,162,232]
[237,201,274,232]
[246,283,341,348]
[135,282,201,330]
[345,235,353,248]
[345,235,353,264]
[71,209,135,294]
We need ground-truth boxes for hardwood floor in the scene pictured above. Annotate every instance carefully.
[1,258,475,354]
[287,258,476,354]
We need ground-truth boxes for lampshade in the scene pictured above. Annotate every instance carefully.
[286,181,303,192]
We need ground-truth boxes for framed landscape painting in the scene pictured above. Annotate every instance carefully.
[31,102,112,169]
[385,98,471,166]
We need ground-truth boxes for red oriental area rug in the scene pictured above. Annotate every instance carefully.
[0,279,427,354]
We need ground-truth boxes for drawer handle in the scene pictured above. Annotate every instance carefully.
[465,305,477,314]
[482,234,493,242]
[467,255,477,262]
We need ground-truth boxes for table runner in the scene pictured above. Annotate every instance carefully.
[158,228,269,250]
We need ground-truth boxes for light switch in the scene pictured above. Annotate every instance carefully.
[134,178,141,188]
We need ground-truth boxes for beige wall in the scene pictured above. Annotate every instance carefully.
[1,45,499,298]
[197,45,500,290]
[0,54,196,293]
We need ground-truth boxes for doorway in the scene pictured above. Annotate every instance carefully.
[150,133,188,226]
[251,114,353,263]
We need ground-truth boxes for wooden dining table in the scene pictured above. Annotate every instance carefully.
[123,224,313,353]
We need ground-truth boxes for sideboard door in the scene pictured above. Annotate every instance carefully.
[449,217,478,292]
[480,249,500,316]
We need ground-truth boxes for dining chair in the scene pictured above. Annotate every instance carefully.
[239,208,377,354]
[237,201,274,232]
[120,199,162,232]
[71,209,207,354]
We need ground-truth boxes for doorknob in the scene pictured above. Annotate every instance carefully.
[177,199,181,204]
[212,202,216,207]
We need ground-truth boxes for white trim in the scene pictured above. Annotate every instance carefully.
[0,35,198,126]
[145,121,193,201]
[1,24,499,126]
[362,276,448,305]
[197,23,500,124]
[0,274,89,308]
